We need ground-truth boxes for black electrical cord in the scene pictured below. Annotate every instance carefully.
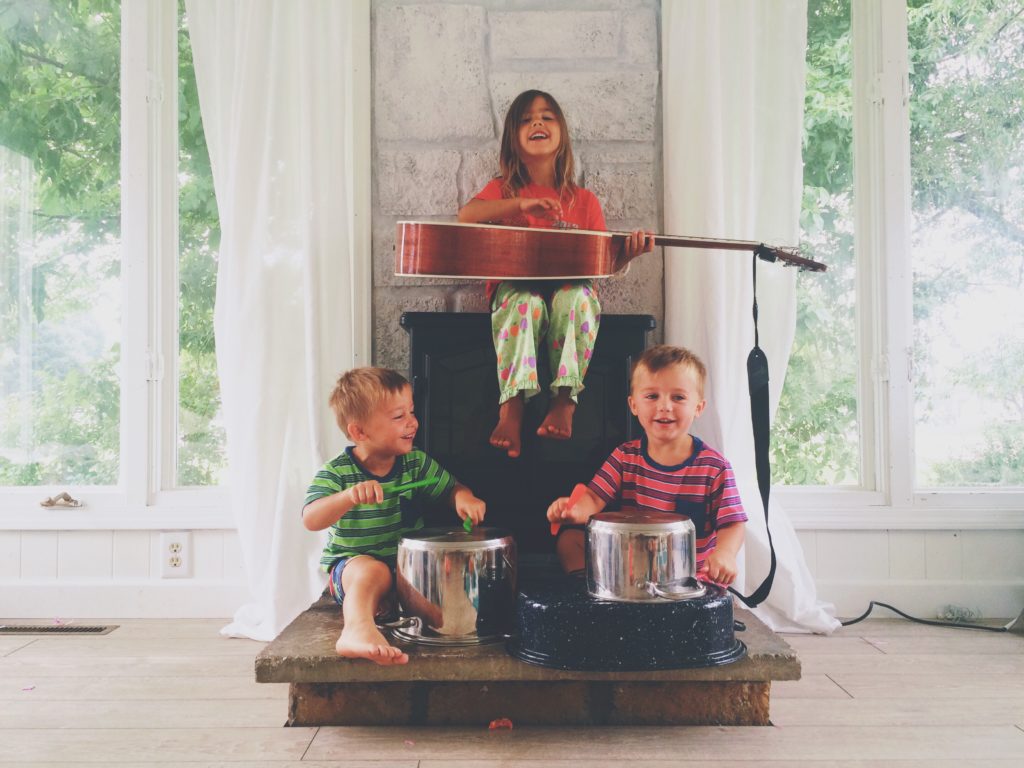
[841,600,1021,633]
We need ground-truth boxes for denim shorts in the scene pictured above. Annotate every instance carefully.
[326,555,395,605]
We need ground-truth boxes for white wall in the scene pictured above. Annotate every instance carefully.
[798,529,1024,619]
[3,525,1020,621]
[0,530,247,618]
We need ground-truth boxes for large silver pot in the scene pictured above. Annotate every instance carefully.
[391,527,517,645]
[586,511,706,602]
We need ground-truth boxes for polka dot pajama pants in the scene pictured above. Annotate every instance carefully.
[491,280,601,405]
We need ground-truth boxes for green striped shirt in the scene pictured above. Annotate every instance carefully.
[304,447,456,571]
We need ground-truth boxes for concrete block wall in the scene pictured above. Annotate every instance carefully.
[371,0,664,372]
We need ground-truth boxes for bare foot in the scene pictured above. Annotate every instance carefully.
[489,396,524,458]
[538,391,575,440]
[336,623,409,665]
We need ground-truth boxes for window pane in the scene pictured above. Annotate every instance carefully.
[773,0,860,486]
[909,2,1024,487]
[176,3,225,486]
[0,2,121,486]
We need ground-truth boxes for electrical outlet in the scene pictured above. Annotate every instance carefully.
[160,532,192,578]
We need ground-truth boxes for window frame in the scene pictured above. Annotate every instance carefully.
[778,0,1024,530]
[0,1,373,530]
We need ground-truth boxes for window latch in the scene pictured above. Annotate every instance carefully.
[40,492,83,508]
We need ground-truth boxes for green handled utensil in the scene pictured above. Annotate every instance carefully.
[463,516,473,533]
[383,477,437,495]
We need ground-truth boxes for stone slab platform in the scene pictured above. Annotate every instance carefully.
[257,595,800,727]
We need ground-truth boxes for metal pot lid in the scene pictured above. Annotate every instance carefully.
[589,510,694,533]
[399,526,515,551]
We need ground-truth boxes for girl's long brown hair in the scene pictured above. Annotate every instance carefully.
[498,90,577,209]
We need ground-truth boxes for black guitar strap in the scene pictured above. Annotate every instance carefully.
[728,249,778,608]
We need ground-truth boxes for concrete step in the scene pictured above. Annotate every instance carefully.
[257,590,800,726]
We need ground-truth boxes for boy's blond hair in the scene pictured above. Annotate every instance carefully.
[631,345,707,399]
[328,367,410,439]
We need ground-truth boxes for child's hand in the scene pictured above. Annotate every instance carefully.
[546,497,568,523]
[701,549,738,586]
[520,197,562,221]
[622,229,655,260]
[455,491,486,526]
[547,496,590,525]
[346,480,384,507]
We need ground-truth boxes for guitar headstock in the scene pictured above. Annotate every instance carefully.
[755,244,827,272]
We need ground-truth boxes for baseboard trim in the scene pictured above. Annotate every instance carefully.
[5,579,1021,623]
[817,579,1024,620]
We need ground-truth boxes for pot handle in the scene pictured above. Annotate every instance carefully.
[376,615,422,631]
[646,577,707,601]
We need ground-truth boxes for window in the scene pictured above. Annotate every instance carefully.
[0,1,227,523]
[1,3,123,488]
[775,0,1023,521]
[908,2,1024,488]
[175,3,225,487]
[773,0,859,488]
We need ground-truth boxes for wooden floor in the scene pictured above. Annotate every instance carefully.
[1,616,1022,765]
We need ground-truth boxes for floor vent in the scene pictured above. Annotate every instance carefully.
[0,624,118,635]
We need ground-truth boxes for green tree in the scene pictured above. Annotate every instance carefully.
[774,0,1024,486]
[0,1,223,487]
[773,0,859,485]
[175,5,224,485]
[0,1,121,485]
[907,0,1024,487]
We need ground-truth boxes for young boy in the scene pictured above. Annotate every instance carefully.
[547,345,746,585]
[303,367,486,665]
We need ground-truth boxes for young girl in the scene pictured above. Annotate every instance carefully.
[458,89,654,458]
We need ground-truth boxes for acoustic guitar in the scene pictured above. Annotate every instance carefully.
[395,220,826,280]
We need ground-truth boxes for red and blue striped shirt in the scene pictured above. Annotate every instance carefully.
[588,436,747,570]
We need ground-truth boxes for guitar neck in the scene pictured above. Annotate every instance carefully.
[611,231,826,272]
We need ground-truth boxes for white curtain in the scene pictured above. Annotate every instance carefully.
[187,0,362,640]
[663,0,839,633]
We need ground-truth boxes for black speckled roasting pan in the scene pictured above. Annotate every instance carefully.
[506,575,747,671]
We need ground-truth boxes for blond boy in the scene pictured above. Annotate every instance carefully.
[303,367,485,664]
[547,345,746,583]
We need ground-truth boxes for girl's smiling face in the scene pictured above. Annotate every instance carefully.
[516,96,562,162]
[628,363,706,446]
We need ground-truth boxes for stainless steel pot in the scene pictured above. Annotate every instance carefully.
[586,511,706,602]
[390,527,517,645]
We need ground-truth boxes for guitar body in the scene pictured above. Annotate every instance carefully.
[396,221,625,280]
[394,220,825,279]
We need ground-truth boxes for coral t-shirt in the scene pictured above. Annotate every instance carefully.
[471,179,607,301]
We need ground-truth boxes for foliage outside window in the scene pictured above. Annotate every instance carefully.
[774,0,1024,490]
[0,0,225,491]
[1,2,122,486]
[176,2,225,486]
[773,0,858,487]
[907,0,1024,487]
